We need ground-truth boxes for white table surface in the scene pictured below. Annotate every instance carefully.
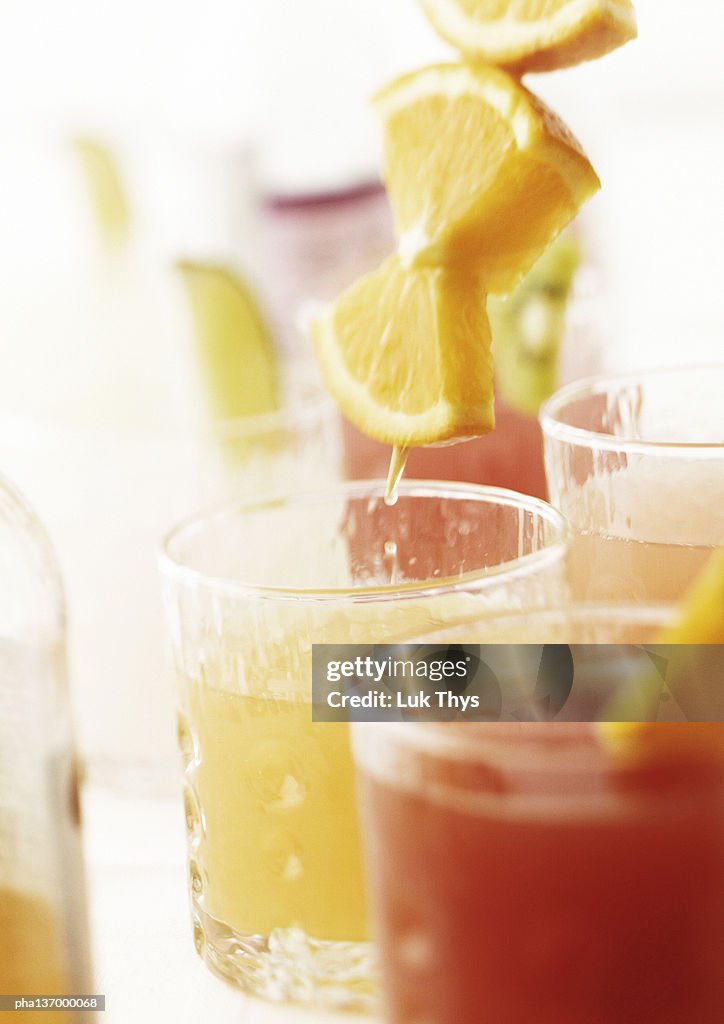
[82,785,373,1024]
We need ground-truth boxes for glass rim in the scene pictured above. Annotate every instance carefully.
[352,601,681,759]
[540,363,724,455]
[159,479,569,604]
[404,600,678,640]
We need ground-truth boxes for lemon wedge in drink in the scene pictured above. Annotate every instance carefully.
[658,548,724,645]
[418,0,637,73]
[311,255,493,447]
[601,549,724,757]
[178,262,280,420]
[604,548,724,721]
[73,137,131,247]
[375,62,600,294]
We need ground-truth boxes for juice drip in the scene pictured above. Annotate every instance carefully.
[384,446,410,506]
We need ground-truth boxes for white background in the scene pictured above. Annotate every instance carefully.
[0,0,723,366]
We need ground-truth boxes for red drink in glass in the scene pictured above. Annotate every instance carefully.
[356,710,723,1021]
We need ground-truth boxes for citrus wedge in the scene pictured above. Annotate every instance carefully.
[311,255,494,446]
[375,63,600,294]
[177,262,280,421]
[73,137,131,247]
[659,548,724,645]
[418,0,637,73]
[645,547,724,724]
[601,549,724,753]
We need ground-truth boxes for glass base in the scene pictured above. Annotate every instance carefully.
[194,906,378,1013]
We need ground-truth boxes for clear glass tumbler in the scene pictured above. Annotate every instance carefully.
[159,481,568,1011]
[541,365,724,602]
[353,604,724,1024]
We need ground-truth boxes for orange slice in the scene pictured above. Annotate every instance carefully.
[311,256,494,446]
[375,62,600,294]
[418,0,637,73]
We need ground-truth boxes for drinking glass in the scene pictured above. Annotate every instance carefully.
[353,604,724,1024]
[540,364,724,601]
[159,481,568,1010]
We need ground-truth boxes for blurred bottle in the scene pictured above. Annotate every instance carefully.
[258,146,396,480]
[247,0,398,413]
[259,181,394,360]
[0,475,92,1021]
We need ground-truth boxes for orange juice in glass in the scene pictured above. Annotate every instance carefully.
[160,481,568,1010]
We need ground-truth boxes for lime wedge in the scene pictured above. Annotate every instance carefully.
[73,137,131,248]
[489,233,581,416]
[177,262,280,421]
